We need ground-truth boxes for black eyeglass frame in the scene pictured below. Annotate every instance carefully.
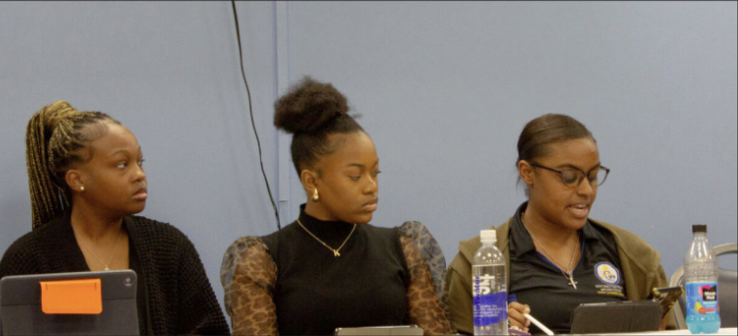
[528,162,610,188]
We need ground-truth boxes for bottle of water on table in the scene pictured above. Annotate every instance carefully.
[684,224,720,334]
[472,230,508,335]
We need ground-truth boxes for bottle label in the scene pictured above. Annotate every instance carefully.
[685,282,719,316]
[473,274,508,326]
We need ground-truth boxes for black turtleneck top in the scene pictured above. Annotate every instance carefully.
[260,206,410,335]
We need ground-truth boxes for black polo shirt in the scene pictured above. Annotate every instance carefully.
[508,202,626,335]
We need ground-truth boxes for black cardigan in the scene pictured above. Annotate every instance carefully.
[0,213,230,335]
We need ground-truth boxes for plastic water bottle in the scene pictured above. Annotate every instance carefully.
[684,224,721,334]
[472,230,508,335]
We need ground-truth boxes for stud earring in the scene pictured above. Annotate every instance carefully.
[80,186,85,192]
[312,188,319,202]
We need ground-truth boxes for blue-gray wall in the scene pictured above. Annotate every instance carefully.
[1,1,736,320]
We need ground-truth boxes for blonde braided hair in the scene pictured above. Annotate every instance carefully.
[25,101,119,230]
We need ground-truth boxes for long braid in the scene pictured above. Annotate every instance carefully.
[25,101,119,230]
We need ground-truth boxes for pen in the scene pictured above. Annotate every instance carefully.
[523,313,554,335]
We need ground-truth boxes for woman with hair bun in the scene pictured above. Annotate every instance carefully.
[445,114,675,334]
[0,101,229,335]
[220,77,453,335]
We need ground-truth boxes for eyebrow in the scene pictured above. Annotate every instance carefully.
[346,160,379,169]
[556,162,601,172]
[109,146,142,158]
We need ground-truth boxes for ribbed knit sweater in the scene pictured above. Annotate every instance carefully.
[0,213,230,335]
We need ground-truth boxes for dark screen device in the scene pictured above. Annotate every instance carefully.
[569,300,662,334]
[334,325,424,335]
[650,286,685,319]
[1,270,139,335]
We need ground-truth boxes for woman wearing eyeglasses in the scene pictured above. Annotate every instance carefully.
[445,114,675,334]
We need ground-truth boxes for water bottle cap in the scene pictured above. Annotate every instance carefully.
[480,230,497,244]
[692,224,707,233]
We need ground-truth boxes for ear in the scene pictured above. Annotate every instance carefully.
[518,160,535,187]
[300,168,320,195]
[65,168,85,193]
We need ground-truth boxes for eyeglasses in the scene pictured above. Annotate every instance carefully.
[529,162,610,188]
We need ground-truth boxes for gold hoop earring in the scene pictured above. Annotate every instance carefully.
[312,188,319,202]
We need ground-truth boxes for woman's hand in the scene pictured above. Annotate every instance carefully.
[508,302,531,333]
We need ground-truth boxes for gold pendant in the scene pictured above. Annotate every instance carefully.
[333,250,340,257]
[104,266,110,271]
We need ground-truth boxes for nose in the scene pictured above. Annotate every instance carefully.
[133,163,146,183]
[577,176,596,196]
[364,174,378,195]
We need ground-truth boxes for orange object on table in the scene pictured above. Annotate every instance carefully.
[40,279,103,314]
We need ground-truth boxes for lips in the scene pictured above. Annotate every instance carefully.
[568,203,590,219]
[133,187,148,201]
[362,198,378,212]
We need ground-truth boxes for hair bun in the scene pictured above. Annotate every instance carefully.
[43,101,79,127]
[273,76,349,134]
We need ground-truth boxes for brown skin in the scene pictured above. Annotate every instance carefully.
[64,122,147,271]
[301,131,380,224]
[508,137,600,332]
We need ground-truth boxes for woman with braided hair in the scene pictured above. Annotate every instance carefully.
[220,77,453,335]
[0,101,229,335]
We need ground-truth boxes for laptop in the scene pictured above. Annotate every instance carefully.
[569,300,662,334]
[334,325,424,335]
[1,270,139,335]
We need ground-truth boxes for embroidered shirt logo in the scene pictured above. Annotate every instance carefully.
[595,262,620,285]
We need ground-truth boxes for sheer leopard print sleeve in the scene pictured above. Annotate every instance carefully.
[399,221,453,335]
[220,236,278,335]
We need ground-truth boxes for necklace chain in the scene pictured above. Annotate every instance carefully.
[72,224,124,271]
[296,218,356,257]
[522,212,580,289]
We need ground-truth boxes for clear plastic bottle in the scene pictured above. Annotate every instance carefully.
[684,224,721,334]
[472,230,508,335]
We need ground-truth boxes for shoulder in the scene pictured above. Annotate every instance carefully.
[396,220,445,263]
[1,230,39,269]
[353,223,402,247]
[453,217,512,267]
[365,222,400,236]
[0,217,67,276]
[2,217,68,256]
[128,215,185,236]
[396,221,439,258]
[126,215,205,262]
[127,215,192,245]
[588,219,662,269]
[220,235,272,291]
[223,236,270,263]
[397,220,438,243]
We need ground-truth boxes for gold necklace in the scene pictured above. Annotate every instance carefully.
[296,218,356,257]
[521,212,580,289]
[72,224,124,271]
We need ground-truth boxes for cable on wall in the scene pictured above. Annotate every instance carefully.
[231,0,281,230]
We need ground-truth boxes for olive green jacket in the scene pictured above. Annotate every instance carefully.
[445,217,676,334]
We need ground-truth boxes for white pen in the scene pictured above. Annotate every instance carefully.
[523,313,555,335]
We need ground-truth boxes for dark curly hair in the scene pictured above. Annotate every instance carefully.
[274,76,364,176]
[516,113,595,196]
[517,113,594,165]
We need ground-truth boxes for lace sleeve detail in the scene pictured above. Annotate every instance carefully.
[220,236,278,335]
[399,221,453,335]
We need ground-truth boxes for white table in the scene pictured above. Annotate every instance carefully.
[598,327,737,335]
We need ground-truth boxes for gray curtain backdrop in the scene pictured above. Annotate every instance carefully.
[1,1,736,321]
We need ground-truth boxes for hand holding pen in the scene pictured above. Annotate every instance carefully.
[508,301,532,333]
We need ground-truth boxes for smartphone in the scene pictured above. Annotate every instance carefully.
[650,286,685,319]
